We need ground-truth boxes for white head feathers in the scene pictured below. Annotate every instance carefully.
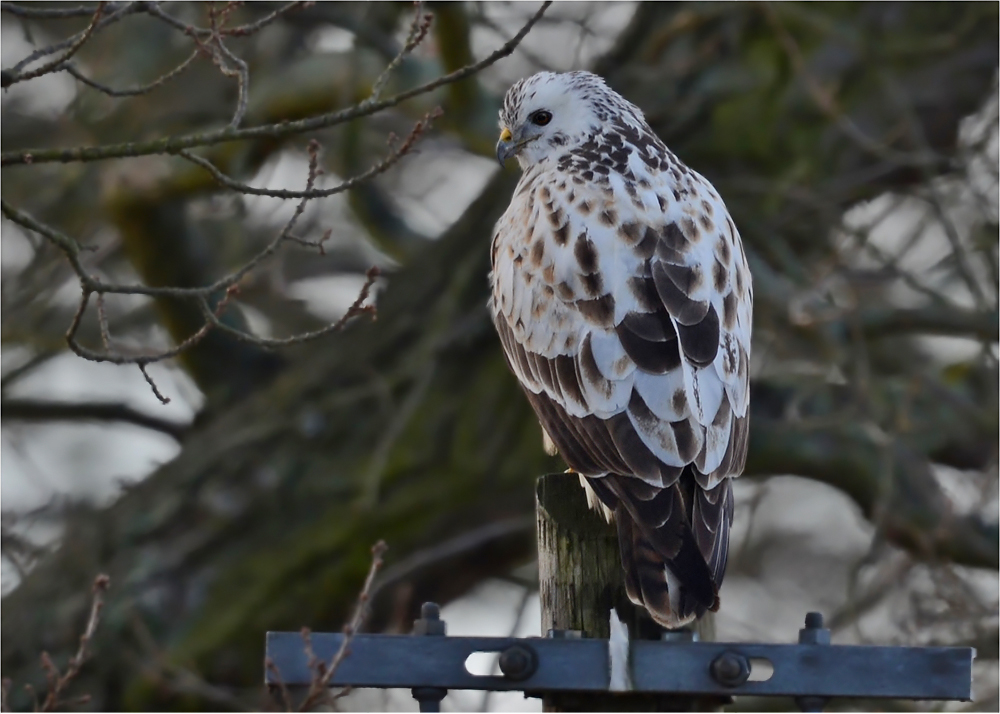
[497,71,648,168]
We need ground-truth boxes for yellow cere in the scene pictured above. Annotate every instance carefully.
[499,127,512,142]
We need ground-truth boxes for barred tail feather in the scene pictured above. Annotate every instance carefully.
[587,472,731,629]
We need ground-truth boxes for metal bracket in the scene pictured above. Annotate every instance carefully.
[265,607,974,711]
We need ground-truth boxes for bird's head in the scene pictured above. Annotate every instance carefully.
[496,70,643,169]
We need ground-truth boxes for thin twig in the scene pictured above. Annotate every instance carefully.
[264,658,292,713]
[0,2,114,19]
[286,228,331,255]
[135,1,304,39]
[139,1,213,34]
[94,292,112,351]
[896,108,994,312]
[203,2,251,129]
[3,109,432,299]
[216,39,250,129]
[4,1,138,76]
[64,49,199,97]
[1,1,553,166]
[200,266,380,348]
[2,2,106,87]
[368,517,534,606]
[67,281,239,366]
[137,364,170,405]
[60,284,236,404]
[178,107,442,199]
[298,541,388,712]
[129,615,248,712]
[360,360,435,505]
[11,142,379,387]
[36,574,110,712]
[762,2,942,170]
[220,1,305,38]
[365,2,433,106]
[471,5,552,73]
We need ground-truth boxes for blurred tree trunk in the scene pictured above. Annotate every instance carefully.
[2,3,997,711]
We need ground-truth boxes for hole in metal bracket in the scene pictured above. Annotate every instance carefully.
[464,651,501,676]
[748,658,774,682]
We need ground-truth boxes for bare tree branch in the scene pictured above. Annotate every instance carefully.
[141,0,306,39]
[368,517,535,607]
[762,2,945,170]
[1,398,188,439]
[3,3,106,89]
[199,266,380,348]
[0,1,552,167]
[177,108,443,199]
[1,0,134,83]
[852,306,998,341]
[1,2,113,20]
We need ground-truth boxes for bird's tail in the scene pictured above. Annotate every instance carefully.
[586,473,732,629]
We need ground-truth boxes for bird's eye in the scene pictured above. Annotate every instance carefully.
[531,111,552,126]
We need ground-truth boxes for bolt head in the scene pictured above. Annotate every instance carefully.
[804,612,824,629]
[710,651,750,687]
[799,612,831,645]
[498,645,537,681]
[412,602,446,636]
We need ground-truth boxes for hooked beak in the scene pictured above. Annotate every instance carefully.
[496,126,515,167]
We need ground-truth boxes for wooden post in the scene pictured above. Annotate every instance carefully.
[536,473,725,712]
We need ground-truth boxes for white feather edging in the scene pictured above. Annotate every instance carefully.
[579,473,615,523]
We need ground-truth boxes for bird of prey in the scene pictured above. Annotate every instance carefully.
[490,71,752,628]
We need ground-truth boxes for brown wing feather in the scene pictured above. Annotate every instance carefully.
[494,304,739,627]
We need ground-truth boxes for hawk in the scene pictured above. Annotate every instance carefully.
[490,71,752,628]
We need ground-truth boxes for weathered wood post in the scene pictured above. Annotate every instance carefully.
[536,472,725,712]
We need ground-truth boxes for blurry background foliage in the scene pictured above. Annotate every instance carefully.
[1,2,997,711]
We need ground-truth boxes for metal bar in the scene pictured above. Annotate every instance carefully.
[264,632,974,701]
